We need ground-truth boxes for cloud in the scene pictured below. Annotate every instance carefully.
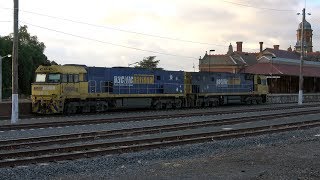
[0,0,317,70]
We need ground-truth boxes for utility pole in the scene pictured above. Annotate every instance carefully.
[12,0,19,123]
[209,50,215,72]
[298,8,305,105]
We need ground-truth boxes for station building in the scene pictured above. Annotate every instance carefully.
[198,19,320,94]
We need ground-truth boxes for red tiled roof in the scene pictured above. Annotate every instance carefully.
[200,54,235,65]
[243,62,320,77]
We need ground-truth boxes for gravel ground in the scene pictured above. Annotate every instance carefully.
[0,127,319,180]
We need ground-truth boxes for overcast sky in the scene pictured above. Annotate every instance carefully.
[1,0,320,71]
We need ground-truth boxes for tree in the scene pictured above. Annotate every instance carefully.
[135,56,162,70]
[0,25,52,98]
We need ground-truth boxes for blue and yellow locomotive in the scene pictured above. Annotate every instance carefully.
[31,64,268,114]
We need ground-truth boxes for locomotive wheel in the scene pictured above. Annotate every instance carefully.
[210,101,218,107]
[204,101,210,107]
[256,97,263,104]
[246,100,253,105]
[174,101,182,109]
[155,102,162,110]
[82,104,91,113]
[166,103,173,109]
[96,102,108,112]
[65,103,77,114]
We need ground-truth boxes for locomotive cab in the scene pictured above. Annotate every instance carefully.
[31,65,87,114]
[254,75,268,102]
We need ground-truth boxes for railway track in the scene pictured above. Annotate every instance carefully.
[0,108,319,168]
[0,108,319,150]
[0,103,319,131]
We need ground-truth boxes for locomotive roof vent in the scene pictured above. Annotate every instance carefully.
[63,64,87,67]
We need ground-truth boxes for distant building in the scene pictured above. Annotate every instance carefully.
[294,19,313,53]
[198,42,257,73]
[243,46,320,93]
[197,17,320,94]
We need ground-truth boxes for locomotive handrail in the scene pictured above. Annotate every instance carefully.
[94,81,185,94]
[89,81,254,95]
[88,80,97,93]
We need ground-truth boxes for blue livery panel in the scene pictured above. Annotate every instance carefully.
[190,72,254,94]
[86,67,184,95]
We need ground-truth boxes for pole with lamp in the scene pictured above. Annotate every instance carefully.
[209,50,215,72]
[11,0,19,124]
[297,8,310,105]
[0,54,12,102]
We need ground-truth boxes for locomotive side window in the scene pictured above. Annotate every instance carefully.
[245,74,253,80]
[62,74,68,83]
[68,74,74,83]
[48,74,61,83]
[35,73,46,82]
[83,74,87,82]
[74,74,79,83]
[257,76,261,84]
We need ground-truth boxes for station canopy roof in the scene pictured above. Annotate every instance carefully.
[243,62,320,77]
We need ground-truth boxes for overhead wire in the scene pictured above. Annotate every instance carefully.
[221,0,296,12]
[1,6,272,52]
[2,4,284,54]
[21,21,198,59]
[0,7,228,47]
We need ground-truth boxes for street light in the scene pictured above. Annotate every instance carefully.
[209,50,215,72]
[297,8,310,105]
[0,54,12,102]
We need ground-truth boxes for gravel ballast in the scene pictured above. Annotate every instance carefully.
[0,127,319,179]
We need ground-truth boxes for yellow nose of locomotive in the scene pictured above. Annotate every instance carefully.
[31,84,62,114]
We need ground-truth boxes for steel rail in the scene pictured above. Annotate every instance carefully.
[0,108,319,150]
[0,119,319,168]
[0,103,319,131]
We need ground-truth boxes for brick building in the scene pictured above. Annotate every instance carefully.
[198,17,320,94]
[198,42,257,73]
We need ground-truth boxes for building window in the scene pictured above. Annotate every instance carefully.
[257,77,261,84]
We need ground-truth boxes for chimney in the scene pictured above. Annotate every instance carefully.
[259,42,263,52]
[273,45,280,50]
[236,41,243,52]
